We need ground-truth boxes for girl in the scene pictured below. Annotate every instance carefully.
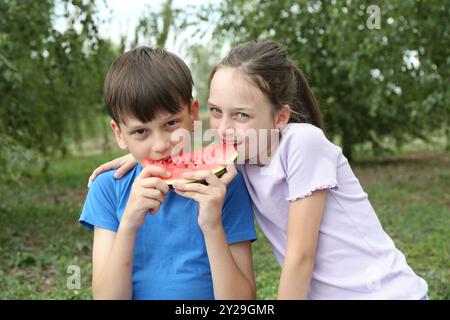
[89,40,429,300]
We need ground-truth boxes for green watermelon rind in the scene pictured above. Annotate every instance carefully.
[165,150,238,187]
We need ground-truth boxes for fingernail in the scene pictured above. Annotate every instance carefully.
[165,172,171,177]
[87,180,92,188]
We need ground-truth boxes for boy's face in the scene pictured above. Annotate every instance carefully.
[111,101,199,163]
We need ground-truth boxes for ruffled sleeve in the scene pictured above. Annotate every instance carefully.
[281,124,340,201]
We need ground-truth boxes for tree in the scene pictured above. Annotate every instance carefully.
[132,0,178,48]
[0,0,118,182]
[131,1,223,115]
[185,43,223,113]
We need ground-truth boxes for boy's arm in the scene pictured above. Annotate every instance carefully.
[202,228,256,299]
[277,189,326,299]
[92,226,136,300]
[90,165,169,300]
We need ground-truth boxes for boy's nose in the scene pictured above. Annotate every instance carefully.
[152,140,170,153]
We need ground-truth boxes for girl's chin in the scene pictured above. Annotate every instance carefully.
[236,144,274,165]
[236,147,261,163]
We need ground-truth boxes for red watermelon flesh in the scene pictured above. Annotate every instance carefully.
[141,143,238,185]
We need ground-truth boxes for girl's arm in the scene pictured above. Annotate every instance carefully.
[173,165,256,299]
[277,189,327,299]
[88,153,137,187]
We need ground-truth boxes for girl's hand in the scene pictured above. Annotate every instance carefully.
[121,165,170,231]
[88,153,137,187]
[172,164,237,231]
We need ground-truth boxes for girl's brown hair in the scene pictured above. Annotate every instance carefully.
[209,40,324,130]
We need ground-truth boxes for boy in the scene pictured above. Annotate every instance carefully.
[79,47,257,300]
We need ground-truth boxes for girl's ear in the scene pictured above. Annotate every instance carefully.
[274,104,291,130]
[110,120,128,150]
[190,99,200,121]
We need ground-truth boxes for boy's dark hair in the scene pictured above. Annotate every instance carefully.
[104,46,193,124]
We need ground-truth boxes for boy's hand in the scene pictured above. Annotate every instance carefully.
[121,165,170,231]
[88,153,137,187]
[172,164,237,232]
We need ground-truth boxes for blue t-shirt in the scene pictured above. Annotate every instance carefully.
[79,164,257,300]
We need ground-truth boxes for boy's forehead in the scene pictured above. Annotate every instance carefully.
[121,106,189,127]
[121,117,147,128]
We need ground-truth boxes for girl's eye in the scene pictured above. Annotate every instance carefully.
[209,107,223,118]
[235,112,249,119]
[209,107,222,114]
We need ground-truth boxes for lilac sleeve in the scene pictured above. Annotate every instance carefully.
[281,125,340,201]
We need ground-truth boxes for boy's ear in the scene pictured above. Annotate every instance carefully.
[274,104,291,130]
[111,120,128,150]
[190,100,200,121]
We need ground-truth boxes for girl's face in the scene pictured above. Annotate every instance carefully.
[111,101,199,163]
[208,67,290,163]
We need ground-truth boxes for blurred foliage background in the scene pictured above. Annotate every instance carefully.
[0,0,448,299]
[1,0,448,180]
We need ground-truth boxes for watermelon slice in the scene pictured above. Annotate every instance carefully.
[142,143,238,185]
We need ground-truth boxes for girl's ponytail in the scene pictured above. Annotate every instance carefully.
[290,64,324,130]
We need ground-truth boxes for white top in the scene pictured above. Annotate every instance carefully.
[238,123,428,299]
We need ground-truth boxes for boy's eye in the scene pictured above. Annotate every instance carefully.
[132,129,147,136]
[165,120,178,128]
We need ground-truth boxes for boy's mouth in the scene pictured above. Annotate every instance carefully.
[149,155,173,162]
[148,147,186,162]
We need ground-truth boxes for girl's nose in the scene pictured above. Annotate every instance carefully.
[217,119,235,141]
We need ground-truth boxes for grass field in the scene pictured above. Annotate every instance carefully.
[0,151,448,299]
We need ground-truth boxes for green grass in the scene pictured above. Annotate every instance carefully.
[0,151,448,299]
